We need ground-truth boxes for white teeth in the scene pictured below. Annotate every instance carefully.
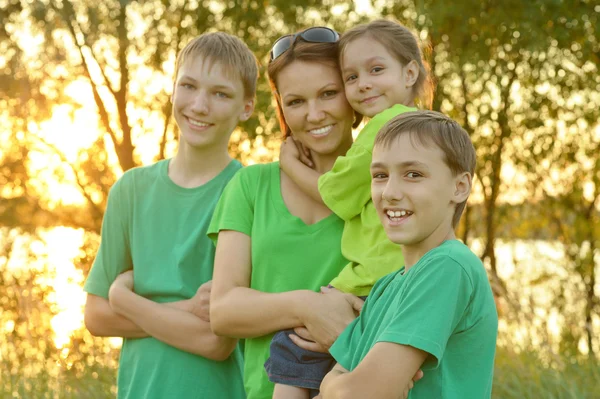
[308,125,333,136]
[188,118,211,127]
[386,210,410,218]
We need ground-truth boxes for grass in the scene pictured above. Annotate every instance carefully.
[2,348,597,398]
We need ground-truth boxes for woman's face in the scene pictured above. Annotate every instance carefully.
[276,60,354,156]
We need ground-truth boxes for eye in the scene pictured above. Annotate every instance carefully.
[372,172,388,179]
[286,99,303,106]
[406,171,422,179]
[345,74,357,83]
[180,83,195,90]
[371,66,384,73]
[322,90,338,98]
[215,91,230,98]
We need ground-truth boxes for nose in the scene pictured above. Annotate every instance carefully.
[381,178,404,203]
[306,100,326,124]
[191,91,209,114]
[358,76,372,91]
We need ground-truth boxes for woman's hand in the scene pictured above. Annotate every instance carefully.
[298,290,364,349]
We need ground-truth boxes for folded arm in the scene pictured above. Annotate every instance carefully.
[320,342,427,399]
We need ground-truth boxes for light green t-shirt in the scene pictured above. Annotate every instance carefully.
[84,159,245,399]
[207,162,348,399]
[330,240,498,398]
[319,104,416,296]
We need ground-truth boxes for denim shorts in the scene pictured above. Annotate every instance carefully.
[264,329,336,395]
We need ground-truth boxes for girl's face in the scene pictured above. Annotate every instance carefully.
[341,36,418,117]
[277,60,354,156]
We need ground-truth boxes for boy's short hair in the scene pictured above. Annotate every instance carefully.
[375,111,476,228]
[175,32,259,99]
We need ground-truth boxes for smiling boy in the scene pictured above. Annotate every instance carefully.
[83,32,257,398]
[320,111,498,399]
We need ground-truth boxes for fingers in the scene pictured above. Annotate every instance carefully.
[346,294,365,313]
[291,137,313,167]
[413,369,424,382]
[293,326,313,341]
[289,333,329,353]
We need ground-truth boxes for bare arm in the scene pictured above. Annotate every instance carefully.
[320,343,427,399]
[107,273,236,361]
[210,230,361,346]
[84,290,203,339]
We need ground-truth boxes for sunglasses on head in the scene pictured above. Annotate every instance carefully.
[269,26,340,62]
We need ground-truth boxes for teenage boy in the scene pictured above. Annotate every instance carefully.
[320,111,498,399]
[83,32,257,398]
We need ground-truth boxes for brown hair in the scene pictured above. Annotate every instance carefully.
[375,110,476,228]
[339,19,435,109]
[175,32,259,99]
[268,38,362,137]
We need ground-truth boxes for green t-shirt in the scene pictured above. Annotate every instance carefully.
[319,104,416,296]
[207,162,348,399]
[330,240,498,399]
[84,159,245,399]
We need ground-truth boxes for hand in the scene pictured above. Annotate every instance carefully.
[108,270,134,309]
[289,327,329,353]
[279,136,301,173]
[300,290,364,349]
[321,286,363,314]
[292,137,313,168]
[113,270,134,290]
[402,369,424,398]
[189,280,212,322]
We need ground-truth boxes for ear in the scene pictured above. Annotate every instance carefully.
[452,172,472,204]
[239,98,255,122]
[404,60,420,89]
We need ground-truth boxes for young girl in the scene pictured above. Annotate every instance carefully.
[270,19,435,398]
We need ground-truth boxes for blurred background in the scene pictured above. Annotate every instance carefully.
[0,0,598,397]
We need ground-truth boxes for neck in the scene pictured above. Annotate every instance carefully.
[169,142,232,188]
[402,222,456,272]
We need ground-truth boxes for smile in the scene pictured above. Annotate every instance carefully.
[385,209,413,225]
[187,117,213,128]
[361,95,381,104]
[308,124,334,137]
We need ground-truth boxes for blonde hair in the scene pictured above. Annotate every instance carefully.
[339,19,435,109]
[375,111,476,228]
[175,32,259,99]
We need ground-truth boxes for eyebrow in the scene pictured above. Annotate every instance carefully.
[342,56,387,73]
[178,76,235,91]
[282,83,339,101]
[370,161,430,169]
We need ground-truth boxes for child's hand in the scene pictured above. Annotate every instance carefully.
[279,136,301,173]
[289,326,329,353]
[189,280,212,322]
[294,138,314,168]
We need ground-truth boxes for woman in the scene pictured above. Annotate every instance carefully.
[208,28,363,399]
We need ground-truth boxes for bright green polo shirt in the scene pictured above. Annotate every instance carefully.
[330,240,498,398]
[319,104,416,296]
[208,162,348,399]
[84,159,245,399]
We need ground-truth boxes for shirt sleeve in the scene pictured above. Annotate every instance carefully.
[376,257,474,369]
[318,142,373,221]
[83,176,133,299]
[207,168,255,244]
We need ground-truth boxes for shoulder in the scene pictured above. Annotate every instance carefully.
[417,240,486,284]
[233,162,276,184]
[110,160,165,195]
[356,104,416,147]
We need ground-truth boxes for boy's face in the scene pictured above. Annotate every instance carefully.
[172,56,254,151]
[341,37,417,117]
[370,133,470,253]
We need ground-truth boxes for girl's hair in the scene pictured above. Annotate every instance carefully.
[267,39,362,137]
[338,19,435,109]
